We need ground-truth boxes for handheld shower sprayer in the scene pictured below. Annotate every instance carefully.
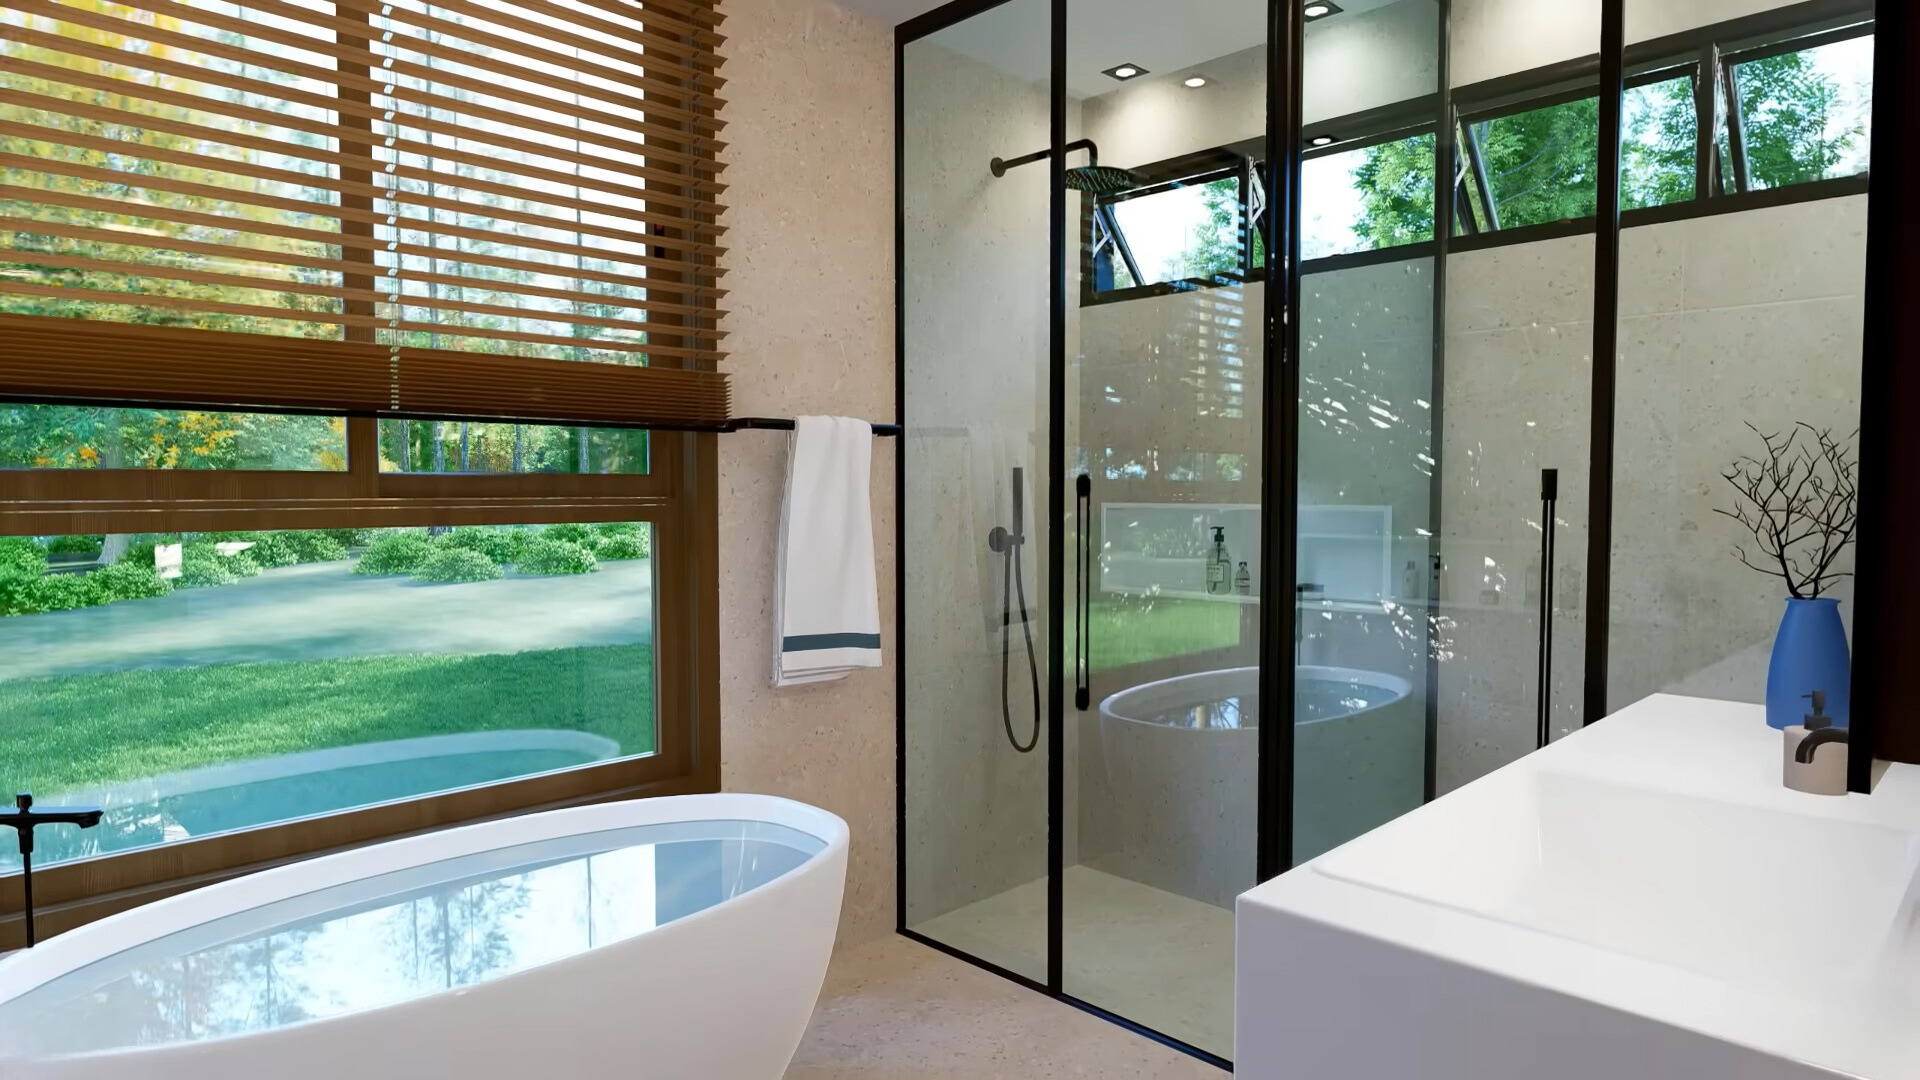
[990,467,1041,754]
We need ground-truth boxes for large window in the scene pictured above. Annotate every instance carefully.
[1087,12,1874,301]
[0,0,724,947]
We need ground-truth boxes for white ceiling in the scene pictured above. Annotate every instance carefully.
[884,0,1424,99]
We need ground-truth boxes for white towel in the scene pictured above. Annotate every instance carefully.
[774,416,882,686]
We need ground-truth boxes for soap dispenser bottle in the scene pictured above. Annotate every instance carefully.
[1206,526,1231,595]
[1783,690,1847,796]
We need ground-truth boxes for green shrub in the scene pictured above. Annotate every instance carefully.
[29,573,104,612]
[116,535,183,571]
[214,532,300,569]
[87,561,173,602]
[353,533,435,575]
[276,531,349,563]
[0,575,42,617]
[595,531,649,560]
[45,534,104,556]
[0,572,105,616]
[319,528,374,549]
[413,547,505,584]
[439,527,522,564]
[540,522,594,545]
[0,538,48,579]
[515,538,597,576]
[177,547,239,589]
[591,521,643,538]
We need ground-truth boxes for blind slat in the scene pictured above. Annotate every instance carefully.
[1,57,724,194]
[0,86,714,217]
[0,284,723,361]
[0,316,733,428]
[0,185,726,293]
[0,119,727,244]
[1,0,728,427]
[0,215,731,318]
[3,28,726,171]
[8,151,726,262]
[81,0,727,117]
[0,251,729,343]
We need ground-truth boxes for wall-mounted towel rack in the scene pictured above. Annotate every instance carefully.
[722,416,902,436]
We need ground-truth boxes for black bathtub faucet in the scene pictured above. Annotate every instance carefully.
[1,793,105,948]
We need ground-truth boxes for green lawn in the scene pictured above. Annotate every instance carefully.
[1089,597,1245,671]
[0,644,654,795]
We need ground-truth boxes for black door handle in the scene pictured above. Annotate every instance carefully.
[1075,473,1091,711]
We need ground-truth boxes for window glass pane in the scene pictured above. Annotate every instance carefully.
[1463,96,1600,231]
[0,523,657,870]
[0,405,346,471]
[377,420,648,474]
[1622,75,1697,209]
[1305,135,1436,260]
[1105,174,1243,287]
[0,1,345,338]
[1731,35,1873,191]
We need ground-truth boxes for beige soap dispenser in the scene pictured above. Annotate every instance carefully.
[1783,690,1848,796]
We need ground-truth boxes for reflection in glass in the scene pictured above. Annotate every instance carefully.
[0,524,657,869]
[1107,175,1244,286]
[0,821,823,1055]
[1304,135,1436,259]
[377,419,649,474]
[0,405,347,471]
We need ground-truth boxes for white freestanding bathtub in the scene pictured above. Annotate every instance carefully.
[0,793,848,1080]
[1098,665,1422,905]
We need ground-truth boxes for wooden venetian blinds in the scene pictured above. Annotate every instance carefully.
[0,0,730,429]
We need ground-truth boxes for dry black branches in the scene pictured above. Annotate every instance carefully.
[1712,422,1859,599]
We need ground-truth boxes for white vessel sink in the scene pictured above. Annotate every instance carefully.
[1316,769,1920,992]
[1237,695,1920,1080]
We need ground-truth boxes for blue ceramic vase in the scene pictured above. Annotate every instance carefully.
[1764,597,1850,730]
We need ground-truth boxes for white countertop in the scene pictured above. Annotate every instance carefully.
[1240,694,1920,1079]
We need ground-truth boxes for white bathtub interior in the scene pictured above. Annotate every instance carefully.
[0,819,822,1057]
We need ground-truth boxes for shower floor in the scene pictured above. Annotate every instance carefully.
[911,865,1236,1059]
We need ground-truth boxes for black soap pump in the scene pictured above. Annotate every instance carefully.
[1206,526,1231,595]
[1783,689,1847,796]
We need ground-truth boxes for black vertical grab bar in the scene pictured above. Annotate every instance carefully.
[1536,468,1559,749]
[1075,473,1091,711]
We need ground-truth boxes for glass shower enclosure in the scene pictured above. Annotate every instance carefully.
[899,0,1876,1065]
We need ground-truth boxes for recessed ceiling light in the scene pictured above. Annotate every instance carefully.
[1309,134,1337,147]
[1304,1,1343,20]
[1183,76,1208,88]
[1102,62,1148,81]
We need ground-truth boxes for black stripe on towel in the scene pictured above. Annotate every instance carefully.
[782,632,883,652]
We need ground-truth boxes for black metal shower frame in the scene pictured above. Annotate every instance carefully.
[893,0,1892,1066]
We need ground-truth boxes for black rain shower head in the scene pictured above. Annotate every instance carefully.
[990,139,1142,195]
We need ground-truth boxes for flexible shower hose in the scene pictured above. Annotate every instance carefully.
[1000,540,1041,754]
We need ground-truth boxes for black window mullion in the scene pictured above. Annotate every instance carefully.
[1722,57,1753,193]
[1459,117,1499,231]
[1693,46,1723,200]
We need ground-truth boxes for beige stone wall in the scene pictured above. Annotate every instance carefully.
[1434,196,1867,791]
[716,0,897,949]
[898,28,1052,975]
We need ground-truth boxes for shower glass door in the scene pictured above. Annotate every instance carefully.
[1061,0,1267,1058]
[1291,0,1443,866]
[900,0,1054,984]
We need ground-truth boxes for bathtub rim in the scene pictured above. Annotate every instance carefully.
[1098,664,1414,731]
[0,792,849,1013]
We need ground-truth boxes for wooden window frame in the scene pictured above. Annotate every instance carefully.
[0,0,725,949]
[0,424,722,950]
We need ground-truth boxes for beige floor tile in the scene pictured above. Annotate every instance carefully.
[909,867,1236,1058]
[786,935,1223,1080]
